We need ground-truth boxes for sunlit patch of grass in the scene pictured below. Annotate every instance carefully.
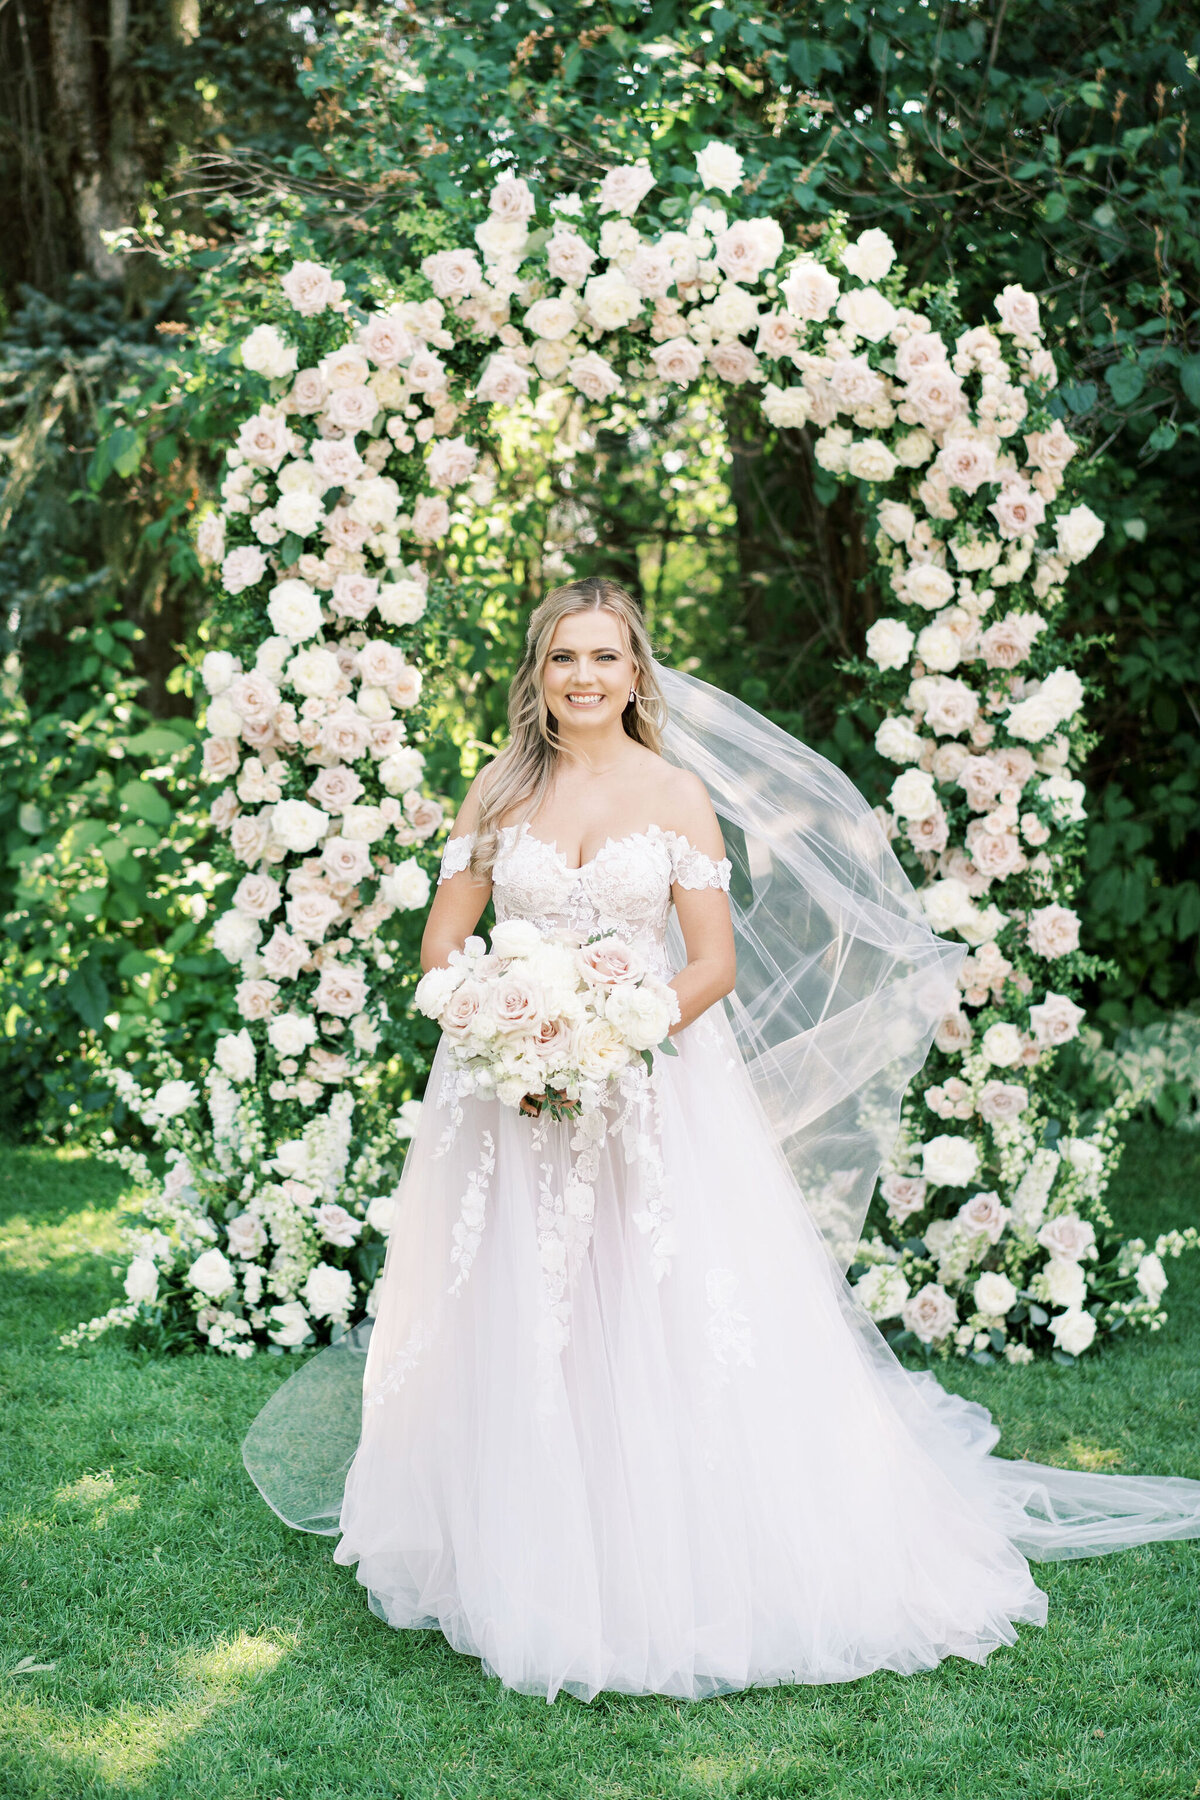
[1064,1440,1125,1473]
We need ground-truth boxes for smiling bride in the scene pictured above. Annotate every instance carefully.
[244,574,1200,1703]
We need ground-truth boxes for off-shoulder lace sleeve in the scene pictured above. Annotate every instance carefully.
[437,833,476,884]
[668,832,732,892]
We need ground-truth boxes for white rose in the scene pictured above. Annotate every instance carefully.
[124,1256,160,1304]
[980,1022,1024,1067]
[694,141,745,194]
[376,579,428,626]
[204,695,242,739]
[847,439,897,482]
[583,269,643,331]
[1043,1258,1087,1309]
[188,1247,236,1300]
[286,647,341,699]
[889,768,938,821]
[268,1012,318,1057]
[302,1262,354,1321]
[901,564,957,611]
[921,877,974,933]
[864,619,915,671]
[973,1271,1016,1316]
[835,286,898,343]
[212,910,262,964]
[267,579,324,643]
[1036,1212,1096,1262]
[1039,776,1086,824]
[201,651,239,696]
[1029,990,1085,1047]
[921,1134,980,1186]
[268,1300,311,1346]
[1054,503,1105,564]
[378,748,426,794]
[875,715,924,764]
[214,1028,256,1084]
[271,799,330,853]
[1049,1308,1097,1355]
[241,323,298,380]
[221,546,268,595]
[281,260,340,316]
[760,382,810,428]
[380,861,432,911]
[901,1282,958,1344]
[780,258,840,323]
[914,624,961,673]
[841,229,896,283]
[596,161,656,217]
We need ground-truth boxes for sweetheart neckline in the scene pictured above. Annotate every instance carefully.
[500,819,691,875]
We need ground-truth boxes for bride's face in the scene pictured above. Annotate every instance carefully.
[541,609,636,732]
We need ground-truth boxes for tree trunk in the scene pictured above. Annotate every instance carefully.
[46,0,126,281]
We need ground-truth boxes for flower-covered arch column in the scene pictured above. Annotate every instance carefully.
[72,136,1194,1369]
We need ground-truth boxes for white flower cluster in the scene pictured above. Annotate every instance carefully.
[855,1074,1196,1362]
[414,921,680,1114]
[63,1040,415,1357]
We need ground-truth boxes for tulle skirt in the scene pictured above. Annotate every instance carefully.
[244,1003,1200,1703]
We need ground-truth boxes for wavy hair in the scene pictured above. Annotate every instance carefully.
[468,577,666,880]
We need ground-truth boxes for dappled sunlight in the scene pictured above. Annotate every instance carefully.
[52,1468,142,1527]
[1064,1441,1125,1474]
[3,1630,295,1789]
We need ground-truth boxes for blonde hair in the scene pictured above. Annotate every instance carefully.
[469,577,666,879]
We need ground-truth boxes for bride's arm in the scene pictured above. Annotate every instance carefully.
[664,773,737,1033]
[419,771,494,972]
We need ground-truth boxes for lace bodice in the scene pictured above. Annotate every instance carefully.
[438,820,731,976]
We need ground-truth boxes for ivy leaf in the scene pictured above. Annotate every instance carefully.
[1179,356,1200,408]
[1105,362,1146,406]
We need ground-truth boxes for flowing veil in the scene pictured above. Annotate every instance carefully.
[654,659,963,1267]
[243,663,1200,1569]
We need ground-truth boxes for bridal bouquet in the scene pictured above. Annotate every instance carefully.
[413,921,680,1118]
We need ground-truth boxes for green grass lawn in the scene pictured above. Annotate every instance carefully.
[2,1128,1199,1800]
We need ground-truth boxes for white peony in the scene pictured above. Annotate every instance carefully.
[490,919,545,959]
[187,1247,236,1300]
[605,983,677,1051]
[921,1134,980,1186]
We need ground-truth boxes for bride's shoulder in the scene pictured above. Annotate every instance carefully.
[641,757,725,861]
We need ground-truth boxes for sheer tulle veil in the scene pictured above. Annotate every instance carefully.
[243,661,1200,1576]
[654,659,964,1267]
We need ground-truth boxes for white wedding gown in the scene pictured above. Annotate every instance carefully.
[244,819,1200,1702]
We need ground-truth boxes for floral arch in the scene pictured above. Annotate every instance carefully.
[74,138,1196,1369]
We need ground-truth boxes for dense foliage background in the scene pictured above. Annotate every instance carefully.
[2,0,1198,1138]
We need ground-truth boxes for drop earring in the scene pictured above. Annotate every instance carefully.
[628,689,637,705]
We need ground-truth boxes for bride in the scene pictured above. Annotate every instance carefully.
[244,575,1200,1703]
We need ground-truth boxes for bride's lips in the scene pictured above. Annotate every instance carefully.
[565,693,606,708]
